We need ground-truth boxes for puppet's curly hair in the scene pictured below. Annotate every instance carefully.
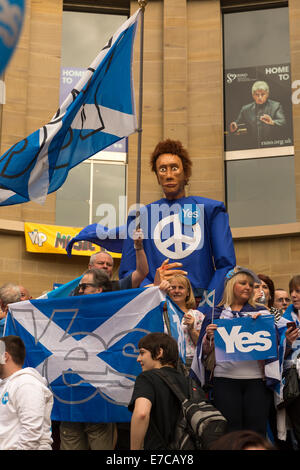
[150,139,192,183]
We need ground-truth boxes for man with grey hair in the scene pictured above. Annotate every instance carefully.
[88,251,114,276]
[0,284,21,337]
[229,80,286,141]
[87,229,148,290]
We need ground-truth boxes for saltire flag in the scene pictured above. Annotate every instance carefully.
[4,286,184,422]
[198,289,215,318]
[41,279,188,362]
[0,9,141,206]
[66,223,126,257]
[165,297,186,364]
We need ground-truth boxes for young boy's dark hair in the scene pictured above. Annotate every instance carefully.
[0,335,26,366]
[138,332,179,368]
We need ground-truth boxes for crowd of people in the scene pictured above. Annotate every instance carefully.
[0,138,299,452]
[0,264,300,450]
[0,249,299,451]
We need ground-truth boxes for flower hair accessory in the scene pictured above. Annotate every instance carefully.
[225,268,235,281]
[224,266,260,285]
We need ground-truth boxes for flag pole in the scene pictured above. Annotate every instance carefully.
[135,0,148,227]
[210,290,215,347]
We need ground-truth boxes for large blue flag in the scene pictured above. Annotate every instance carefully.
[66,223,126,257]
[0,9,140,206]
[4,286,182,423]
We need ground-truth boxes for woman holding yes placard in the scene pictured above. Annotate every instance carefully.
[203,266,272,436]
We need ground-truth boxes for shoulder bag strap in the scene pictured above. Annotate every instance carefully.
[152,368,187,403]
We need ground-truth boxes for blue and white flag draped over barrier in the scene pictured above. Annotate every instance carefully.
[0,9,141,206]
[5,287,184,423]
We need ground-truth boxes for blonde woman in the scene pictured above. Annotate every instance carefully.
[203,266,271,436]
[168,274,204,371]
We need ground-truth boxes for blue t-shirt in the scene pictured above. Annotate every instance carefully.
[111,273,132,291]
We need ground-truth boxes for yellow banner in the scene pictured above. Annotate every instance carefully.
[24,222,121,258]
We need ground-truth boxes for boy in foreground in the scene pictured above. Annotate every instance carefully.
[128,332,187,450]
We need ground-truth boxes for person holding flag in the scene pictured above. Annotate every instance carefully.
[167,274,204,373]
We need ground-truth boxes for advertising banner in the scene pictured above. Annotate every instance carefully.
[24,222,120,258]
[224,63,294,160]
[214,315,277,362]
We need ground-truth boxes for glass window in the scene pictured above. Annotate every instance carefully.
[93,161,127,226]
[61,11,127,69]
[226,156,296,227]
[56,9,128,227]
[223,6,296,227]
[56,162,90,227]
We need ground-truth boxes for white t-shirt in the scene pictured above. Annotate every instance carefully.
[213,360,264,379]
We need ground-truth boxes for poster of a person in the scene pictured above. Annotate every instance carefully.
[229,81,286,137]
[224,64,294,159]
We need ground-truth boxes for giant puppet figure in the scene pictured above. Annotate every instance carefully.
[119,139,236,310]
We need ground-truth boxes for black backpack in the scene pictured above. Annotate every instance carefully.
[152,368,227,450]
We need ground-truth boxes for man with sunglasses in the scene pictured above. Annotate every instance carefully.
[76,268,112,296]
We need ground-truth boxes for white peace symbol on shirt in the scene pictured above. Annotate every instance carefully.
[153,213,202,259]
